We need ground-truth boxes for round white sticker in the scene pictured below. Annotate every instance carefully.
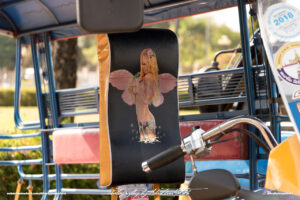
[275,42,300,85]
[265,3,300,39]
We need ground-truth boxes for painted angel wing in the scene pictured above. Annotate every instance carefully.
[109,69,135,105]
[121,89,135,106]
[152,73,177,107]
[158,73,177,93]
[109,69,133,90]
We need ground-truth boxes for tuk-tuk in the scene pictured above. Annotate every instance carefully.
[0,0,299,199]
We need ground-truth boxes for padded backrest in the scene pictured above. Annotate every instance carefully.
[97,29,185,187]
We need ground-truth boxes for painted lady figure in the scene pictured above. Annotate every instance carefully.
[109,49,177,143]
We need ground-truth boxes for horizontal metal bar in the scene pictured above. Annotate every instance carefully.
[195,92,245,98]
[179,97,247,107]
[59,97,97,102]
[48,188,111,196]
[0,145,41,152]
[60,102,97,108]
[235,173,249,179]
[0,159,43,166]
[58,92,98,97]
[276,115,290,122]
[60,122,99,128]
[179,65,264,79]
[18,173,100,181]
[61,108,98,113]
[61,107,98,112]
[179,68,245,78]
[56,87,99,94]
[0,132,41,139]
[179,110,248,121]
[60,107,98,112]
[18,165,99,180]
[59,90,97,95]
[60,104,98,109]
[60,110,98,117]
[198,93,245,97]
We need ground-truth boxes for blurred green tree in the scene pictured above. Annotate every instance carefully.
[0,35,15,69]
[147,17,240,73]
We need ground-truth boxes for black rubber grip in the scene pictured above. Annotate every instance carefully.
[144,145,185,172]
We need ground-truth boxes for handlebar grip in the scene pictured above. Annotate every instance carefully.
[142,145,185,173]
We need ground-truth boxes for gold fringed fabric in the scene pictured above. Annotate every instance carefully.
[97,34,112,187]
[153,184,160,200]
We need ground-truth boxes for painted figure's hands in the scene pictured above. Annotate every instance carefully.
[128,80,137,94]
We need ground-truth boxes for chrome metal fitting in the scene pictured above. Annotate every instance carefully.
[182,128,206,155]
[142,161,151,172]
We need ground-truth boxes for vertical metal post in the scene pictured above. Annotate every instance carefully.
[270,73,281,142]
[188,77,194,104]
[14,38,40,130]
[14,39,22,125]
[237,0,258,189]
[30,35,50,200]
[43,33,59,127]
[43,33,63,200]
[264,53,281,143]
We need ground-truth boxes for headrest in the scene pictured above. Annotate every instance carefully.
[97,29,185,187]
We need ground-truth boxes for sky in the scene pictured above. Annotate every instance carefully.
[194,7,242,32]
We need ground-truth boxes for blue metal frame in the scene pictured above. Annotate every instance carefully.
[14,39,41,130]
[17,165,99,180]
[270,74,281,143]
[0,145,41,152]
[30,35,50,200]
[0,131,43,165]
[237,0,258,190]
[0,132,41,139]
[43,32,63,200]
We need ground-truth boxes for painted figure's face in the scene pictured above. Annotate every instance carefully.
[141,56,150,74]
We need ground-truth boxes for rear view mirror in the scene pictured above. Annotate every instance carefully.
[76,0,144,33]
[189,169,240,200]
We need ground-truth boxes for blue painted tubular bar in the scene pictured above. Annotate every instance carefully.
[0,159,43,166]
[48,189,112,196]
[0,132,41,139]
[14,39,40,130]
[19,173,100,181]
[0,145,42,152]
[179,97,247,107]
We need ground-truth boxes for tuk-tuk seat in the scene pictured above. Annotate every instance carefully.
[53,128,99,164]
[97,29,185,187]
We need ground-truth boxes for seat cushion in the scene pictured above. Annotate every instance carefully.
[53,128,99,164]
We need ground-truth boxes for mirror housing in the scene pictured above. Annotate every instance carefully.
[77,0,144,33]
[189,169,240,200]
